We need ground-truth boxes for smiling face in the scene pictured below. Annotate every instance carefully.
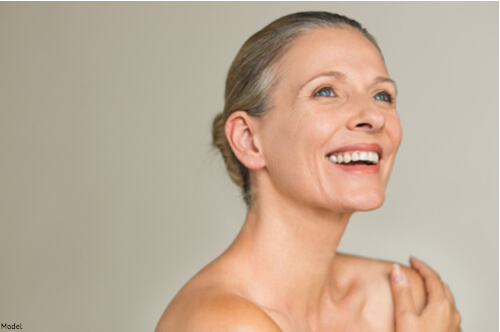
[254,27,402,213]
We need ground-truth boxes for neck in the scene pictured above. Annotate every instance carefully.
[228,189,352,322]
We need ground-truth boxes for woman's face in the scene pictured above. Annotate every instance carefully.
[256,27,402,213]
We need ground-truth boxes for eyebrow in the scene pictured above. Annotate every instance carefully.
[304,70,347,85]
[300,70,398,95]
[374,76,398,95]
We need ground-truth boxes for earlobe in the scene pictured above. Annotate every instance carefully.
[225,111,265,170]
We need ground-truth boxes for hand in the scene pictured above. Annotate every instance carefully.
[390,257,461,332]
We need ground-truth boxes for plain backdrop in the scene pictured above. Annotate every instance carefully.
[0,2,497,332]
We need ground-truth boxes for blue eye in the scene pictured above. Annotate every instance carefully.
[315,87,335,97]
[373,92,392,102]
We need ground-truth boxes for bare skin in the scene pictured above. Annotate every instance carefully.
[157,249,425,331]
[156,27,460,331]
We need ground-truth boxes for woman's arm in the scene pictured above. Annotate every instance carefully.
[390,257,461,332]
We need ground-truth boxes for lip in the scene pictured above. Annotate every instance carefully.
[326,143,383,160]
[326,143,383,174]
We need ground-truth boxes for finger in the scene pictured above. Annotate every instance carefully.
[390,264,416,318]
[409,256,446,302]
[443,284,456,305]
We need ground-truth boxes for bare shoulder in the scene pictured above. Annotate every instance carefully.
[155,274,281,332]
[156,291,282,332]
[335,252,426,312]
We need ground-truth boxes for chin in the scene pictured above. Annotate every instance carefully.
[345,189,386,212]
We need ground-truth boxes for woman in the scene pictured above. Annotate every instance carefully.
[156,12,461,331]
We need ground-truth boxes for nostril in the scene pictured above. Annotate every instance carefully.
[356,123,373,129]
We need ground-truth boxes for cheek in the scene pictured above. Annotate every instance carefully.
[259,118,298,177]
[387,113,403,149]
[263,110,326,157]
[260,115,329,191]
[298,110,342,147]
[380,114,402,184]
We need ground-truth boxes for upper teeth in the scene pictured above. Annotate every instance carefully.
[327,151,380,164]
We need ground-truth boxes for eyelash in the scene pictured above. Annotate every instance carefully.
[314,86,335,97]
[314,87,395,104]
[373,91,394,103]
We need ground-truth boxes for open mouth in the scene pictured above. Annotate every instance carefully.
[326,151,380,165]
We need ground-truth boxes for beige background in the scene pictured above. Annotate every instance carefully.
[0,2,497,331]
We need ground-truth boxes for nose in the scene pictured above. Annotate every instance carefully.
[346,96,386,133]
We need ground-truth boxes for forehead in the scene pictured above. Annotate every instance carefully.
[275,27,389,90]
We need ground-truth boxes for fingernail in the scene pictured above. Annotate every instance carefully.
[392,264,405,283]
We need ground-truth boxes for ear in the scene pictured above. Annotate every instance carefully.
[225,111,265,170]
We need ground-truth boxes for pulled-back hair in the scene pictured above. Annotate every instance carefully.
[212,11,381,206]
